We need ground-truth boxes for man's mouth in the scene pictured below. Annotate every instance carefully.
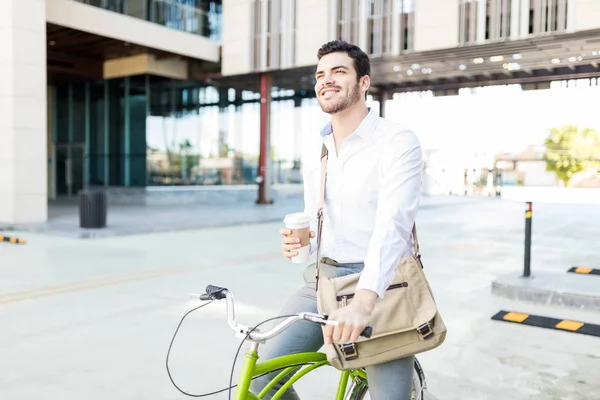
[320,88,340,96]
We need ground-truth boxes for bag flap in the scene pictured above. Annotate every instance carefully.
[317,256,438,340]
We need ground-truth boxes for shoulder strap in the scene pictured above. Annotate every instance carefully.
[315,144,328,286]
[318,144,328,212]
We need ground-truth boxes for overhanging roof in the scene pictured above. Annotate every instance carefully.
[370,28,600,92]
[47,23,220,84]
[206,29,600,95]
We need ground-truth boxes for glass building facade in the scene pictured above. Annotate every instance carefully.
[49,75,325,197]
[75,0,223,39]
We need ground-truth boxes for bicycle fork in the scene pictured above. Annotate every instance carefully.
[234,347,260,400]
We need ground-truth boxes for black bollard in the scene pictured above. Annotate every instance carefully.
[523,202,532,277]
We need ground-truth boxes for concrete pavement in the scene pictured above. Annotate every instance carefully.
[1,193,479,239]
[1,197,599,400]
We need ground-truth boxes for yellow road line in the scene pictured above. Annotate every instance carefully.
[0,252,280,306]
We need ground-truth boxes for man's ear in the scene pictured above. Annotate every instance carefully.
[361,75,371,95]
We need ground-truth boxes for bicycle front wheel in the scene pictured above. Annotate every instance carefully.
[344,374,368,400]
[343,358,426,400]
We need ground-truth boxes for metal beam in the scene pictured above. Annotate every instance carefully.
[256,72,273,205]
[378,70,600,93]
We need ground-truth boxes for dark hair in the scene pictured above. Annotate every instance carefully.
[317,40,371,81]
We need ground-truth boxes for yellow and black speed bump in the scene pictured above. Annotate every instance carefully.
[0,235,26,245]
[492,310,600,338]
[568,267,600,276]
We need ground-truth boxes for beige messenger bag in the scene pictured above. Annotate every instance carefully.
[315,144,447,371]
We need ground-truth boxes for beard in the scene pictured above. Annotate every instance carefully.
[317,82,362,114]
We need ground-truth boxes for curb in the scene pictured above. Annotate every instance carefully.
[491,278,600,312]
[492,310,600,337]
[568,267,600,276]
[0,235,26,245]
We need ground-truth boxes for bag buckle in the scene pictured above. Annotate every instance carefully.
[339,343,359,361]
[417,322,434,339]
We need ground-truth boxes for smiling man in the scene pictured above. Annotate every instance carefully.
[254,40,424,400]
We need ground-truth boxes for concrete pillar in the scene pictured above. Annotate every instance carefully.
[292,97,303,163]
[218,87,230,156]
[0,0,47,224]
[218,87,229,184]
[358,0,368,51]
[233,90,244,184]
[379,91,392,118]
[373,91,392,118]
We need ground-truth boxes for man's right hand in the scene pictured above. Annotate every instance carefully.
[280,228,315,259]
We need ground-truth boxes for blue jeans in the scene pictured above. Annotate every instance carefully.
[250,260,414,400]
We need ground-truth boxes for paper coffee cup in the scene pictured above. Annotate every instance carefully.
[283,212,311,263]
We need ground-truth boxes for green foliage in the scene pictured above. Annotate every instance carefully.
[179,139,193,151]
[543,125,600,185]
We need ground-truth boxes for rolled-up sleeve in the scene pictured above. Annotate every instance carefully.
[355,130,423,298]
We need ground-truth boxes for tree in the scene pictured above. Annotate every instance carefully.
[543,125,600,186]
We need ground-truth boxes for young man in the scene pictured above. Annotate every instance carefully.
[252,40,423,400]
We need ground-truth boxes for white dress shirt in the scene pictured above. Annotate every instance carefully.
[302,108,423,299]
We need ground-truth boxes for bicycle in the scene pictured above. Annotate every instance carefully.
[167,284,428,400]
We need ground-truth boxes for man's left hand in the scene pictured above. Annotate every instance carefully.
[322,290,378,345]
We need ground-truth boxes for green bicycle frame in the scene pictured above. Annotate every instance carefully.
[233,349,367,400]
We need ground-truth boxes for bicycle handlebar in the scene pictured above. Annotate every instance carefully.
[191,284,372,342]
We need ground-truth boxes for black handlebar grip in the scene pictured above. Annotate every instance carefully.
[205,285,226,294]
[204,285,228,300]
[361,326,373,338]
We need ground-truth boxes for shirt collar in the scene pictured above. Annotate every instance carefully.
[319,107,378,140]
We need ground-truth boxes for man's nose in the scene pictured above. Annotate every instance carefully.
[323,74,334,85]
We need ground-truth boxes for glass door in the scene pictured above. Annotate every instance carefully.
[55,143,85,196]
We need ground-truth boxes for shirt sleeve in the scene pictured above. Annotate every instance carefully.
[355,129,423,298]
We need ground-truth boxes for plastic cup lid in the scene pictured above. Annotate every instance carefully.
[283,212,311,226]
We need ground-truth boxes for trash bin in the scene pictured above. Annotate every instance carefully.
[79,187,107,229]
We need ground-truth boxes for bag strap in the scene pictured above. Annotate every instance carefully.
[315,144,328,287]
[315,144,420,286]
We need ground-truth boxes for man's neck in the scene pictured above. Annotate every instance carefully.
[331,103,369,144]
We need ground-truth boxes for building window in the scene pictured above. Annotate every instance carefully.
[83,0,222,39]
[460,0,513,44]
[530,0,569,35]
[486,0,512,40]
[399,0,415,52]
[368,0,390,56]
[459,0,480,45]
[251,0,296,71]
[337,0,413,56]
[338,0,361,46]
[459,0,570,45]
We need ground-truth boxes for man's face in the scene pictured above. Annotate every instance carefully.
[314,52,364,114]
